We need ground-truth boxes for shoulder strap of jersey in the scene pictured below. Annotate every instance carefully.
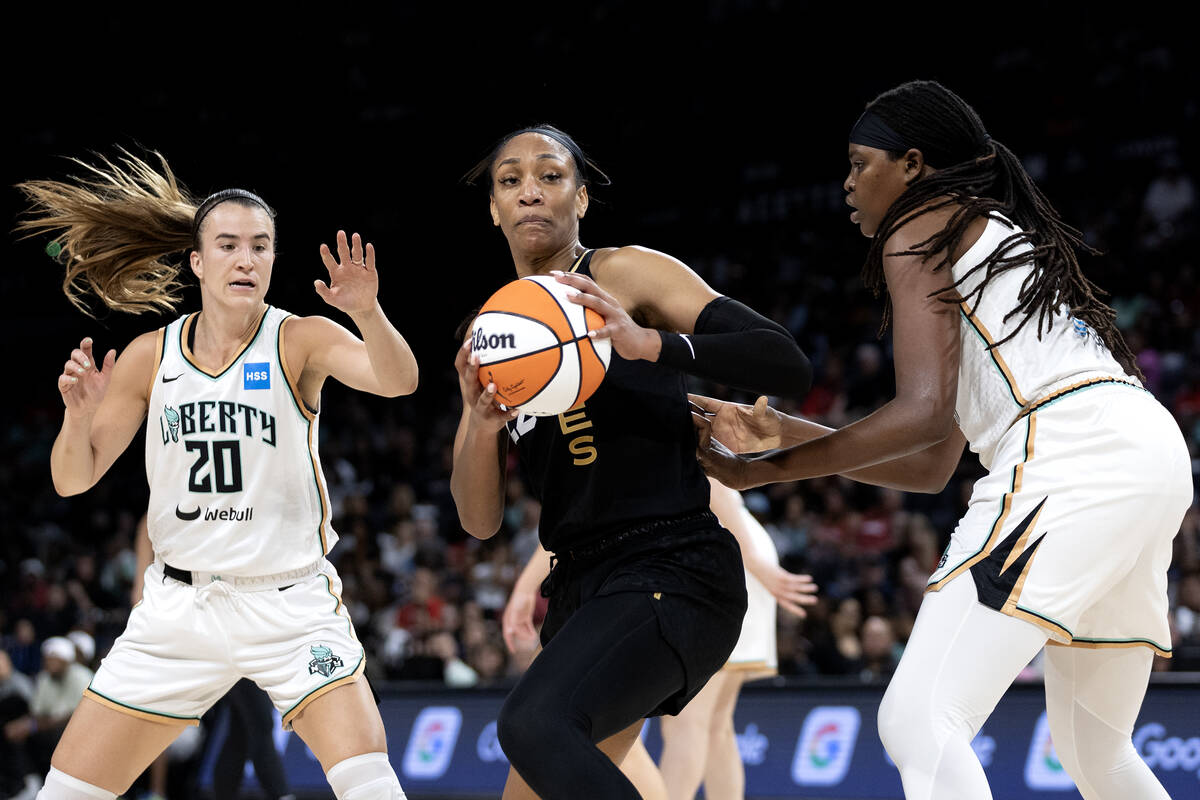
[569,249,596,277]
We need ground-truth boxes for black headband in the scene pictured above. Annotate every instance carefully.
[191,188,273,242]
[849,109,909,153]
[850,108,992,167]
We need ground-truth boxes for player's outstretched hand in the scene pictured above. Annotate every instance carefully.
[316,230,379,315]
[59,337,116,416]
[551,270,660,362]
[456,340,518,433]
[689,394,782,453]
[760,566,819,619]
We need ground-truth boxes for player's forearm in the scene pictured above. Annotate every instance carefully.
[349,301,418,396]
[515,543,552,596]
[745,398,954,487]
[774,410,963,492]
[656,298,812,398]
[51,411,100,496]
[451,425,507,538]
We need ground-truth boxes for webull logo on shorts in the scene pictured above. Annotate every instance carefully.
[472,328,516,353]
[1134,722,1200,779]
[307,644,344,677]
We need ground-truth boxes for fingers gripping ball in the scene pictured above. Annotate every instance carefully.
[471,275,612,416]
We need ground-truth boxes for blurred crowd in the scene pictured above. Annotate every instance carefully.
[2,27,1199,798]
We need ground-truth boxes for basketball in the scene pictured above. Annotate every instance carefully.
[470,275,612,416]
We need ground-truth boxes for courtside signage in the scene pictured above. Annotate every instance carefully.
[791,706,860,786]
[402,706,462,779]
[1023,711,1076,790]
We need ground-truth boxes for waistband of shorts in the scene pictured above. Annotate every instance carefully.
[559,509,718,563]
[1012,372,1145,424]
[159,559,324,591]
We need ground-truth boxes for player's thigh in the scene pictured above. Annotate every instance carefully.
[290,677,387,772]
[50,696,190,794]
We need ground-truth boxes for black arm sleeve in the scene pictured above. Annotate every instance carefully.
[656,296,812,399]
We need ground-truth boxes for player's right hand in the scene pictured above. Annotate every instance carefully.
[689,394,782,453]
[456,339,518,433]
[59,337,116,415]
[501,587,540,655]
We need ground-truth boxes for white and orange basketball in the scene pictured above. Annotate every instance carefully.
[471,275,612,416]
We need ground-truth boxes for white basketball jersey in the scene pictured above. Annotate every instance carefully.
[145,306,335,574]
[952,215,1134,468]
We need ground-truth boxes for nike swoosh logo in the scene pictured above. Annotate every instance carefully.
[162,373,184,383]
[175,504,201,521]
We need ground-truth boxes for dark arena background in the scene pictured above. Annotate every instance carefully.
[3,5,1198,799]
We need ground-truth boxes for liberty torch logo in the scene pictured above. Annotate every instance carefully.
[162,406,180,443]
[308,644,344,678]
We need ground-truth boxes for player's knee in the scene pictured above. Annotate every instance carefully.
[877,681,917,764]
[497,692,542,767]
[325,752,405,800]
[36,767,118,799]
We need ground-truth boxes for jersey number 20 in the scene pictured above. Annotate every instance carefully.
[185,440,243,493]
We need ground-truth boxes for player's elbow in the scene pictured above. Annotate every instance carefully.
[901,396,956,447]
[781,345,813,399]
[52,476,89,497]
[459,516,502,540]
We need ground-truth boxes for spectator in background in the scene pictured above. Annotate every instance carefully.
[859,616,900,682]
[1140,152,1195,250]
[0,650,36,798]
[5,637,93,781]
[3,620,40,677]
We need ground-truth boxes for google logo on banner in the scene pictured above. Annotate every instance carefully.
[1024,711,1077,791]
[402,706,462,780]
[791,707,861,786]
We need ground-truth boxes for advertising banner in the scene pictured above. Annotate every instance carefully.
[200,682,1200,798]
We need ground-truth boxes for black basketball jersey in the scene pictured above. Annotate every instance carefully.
[505,250,711,554]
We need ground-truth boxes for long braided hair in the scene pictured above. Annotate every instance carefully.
[859,80,1141,380]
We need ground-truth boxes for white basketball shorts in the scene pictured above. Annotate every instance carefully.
[927,382,1192,656]
[86,559,364,729]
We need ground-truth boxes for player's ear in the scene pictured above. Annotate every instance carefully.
[490,196,501,227]
[190,249,203,279]
[576,185,589,220]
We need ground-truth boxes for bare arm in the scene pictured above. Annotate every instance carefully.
[50,333,156,496]
[699,216,961,489]
[286,231,418,405]
[553,246,811,397]
[690,394,966,493]
[450,341,518,539]
[707,478,818,618]
[502,542,553,654]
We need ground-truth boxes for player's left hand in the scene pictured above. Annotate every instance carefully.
[551,270,660,361]
[316,230,378,315]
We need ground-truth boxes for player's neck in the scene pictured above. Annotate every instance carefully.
[192,302,267,367]
[511,240,586,278]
